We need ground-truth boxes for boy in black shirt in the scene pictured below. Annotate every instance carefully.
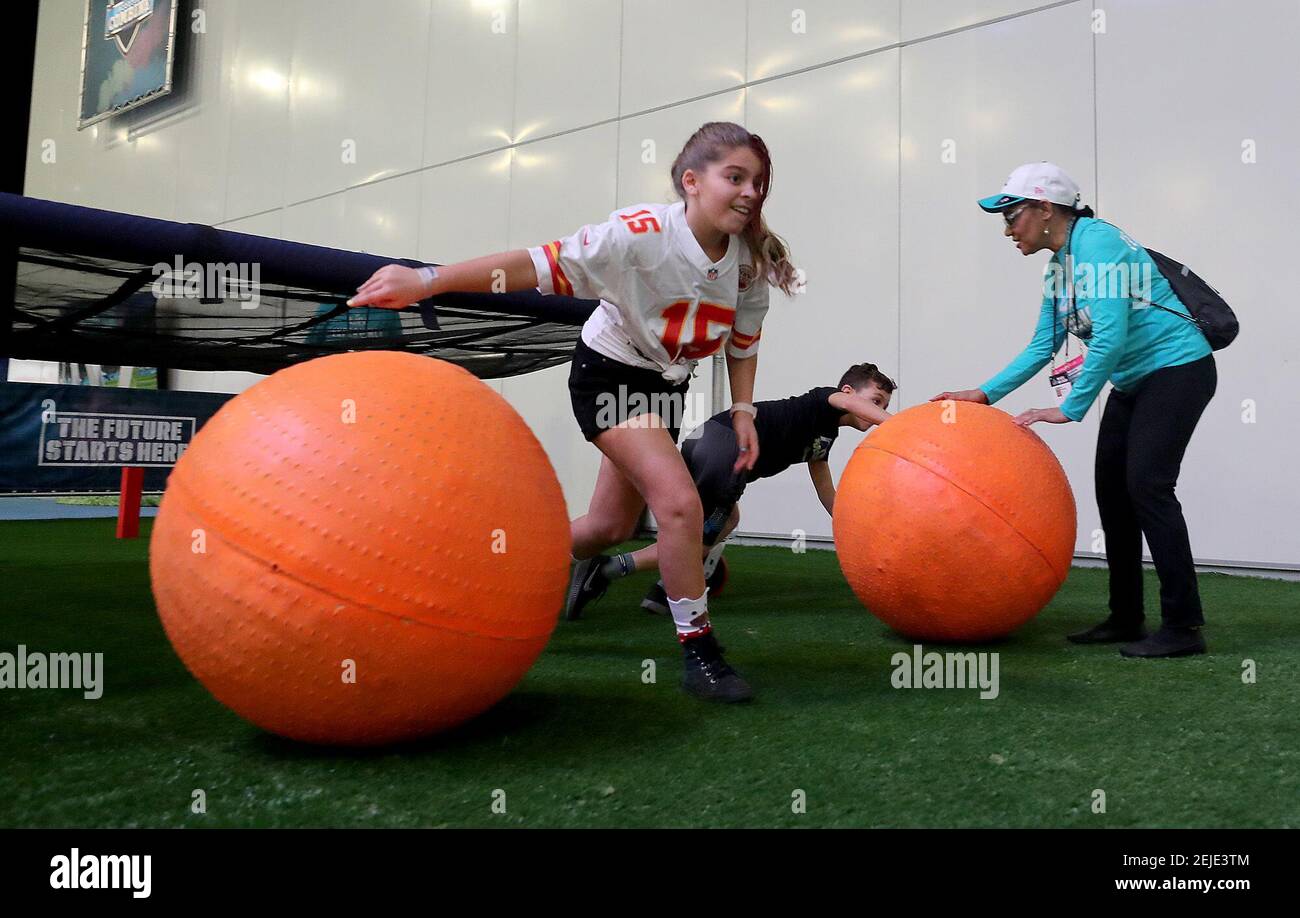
[566,362,896,620]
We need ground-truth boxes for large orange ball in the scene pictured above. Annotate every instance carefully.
[832,402,1075,642]
[150,352,570,745]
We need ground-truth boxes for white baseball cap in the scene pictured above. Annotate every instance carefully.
[978,162,1083,212]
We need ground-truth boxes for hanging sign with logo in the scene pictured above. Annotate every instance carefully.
[78,0,180,129]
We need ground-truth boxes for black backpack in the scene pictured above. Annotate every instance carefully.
[1140,248,1239,350]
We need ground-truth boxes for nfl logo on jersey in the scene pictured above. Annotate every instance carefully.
[706,268,719,280]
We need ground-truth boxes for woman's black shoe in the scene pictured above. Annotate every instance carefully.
[1120,627,1207,658]
[1067,618,1148,644]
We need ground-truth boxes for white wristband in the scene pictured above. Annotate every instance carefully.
[415,265,439,296]
[730,402,757,418]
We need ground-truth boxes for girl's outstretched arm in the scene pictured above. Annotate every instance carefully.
[347,250,539,310]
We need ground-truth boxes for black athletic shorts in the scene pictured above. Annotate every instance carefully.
[568,338,690,443]
[681,418,750,545]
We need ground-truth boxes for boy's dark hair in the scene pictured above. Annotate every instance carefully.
[838,362,896,393]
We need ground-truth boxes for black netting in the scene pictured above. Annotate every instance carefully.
[1,193,597,379]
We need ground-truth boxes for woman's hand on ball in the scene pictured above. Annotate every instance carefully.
[732,413,759,473]
[929,389,989,404]
[347,265,428,310]
[1013,407,1070,427]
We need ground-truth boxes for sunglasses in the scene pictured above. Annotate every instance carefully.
[1002,203,1032,227]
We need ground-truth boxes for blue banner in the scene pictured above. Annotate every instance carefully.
[0,383,231,494]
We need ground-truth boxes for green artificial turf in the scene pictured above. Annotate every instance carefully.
[1,518,1296,828]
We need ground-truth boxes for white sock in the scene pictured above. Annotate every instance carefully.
[668,590,710,638]
[702,539,728,579]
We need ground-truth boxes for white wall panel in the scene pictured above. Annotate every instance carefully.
[281,192,347,249]
[225,0,292,220]
[1094,0,1300,568]
[620,0,747,115]
[7,361,61,384]
[77,125,181,221]
[216,207,283,237]
[506,124,619,248]
[742,53,901,541]
[172,5,237,225]
[24,0,93,206]
[343,174,422,258]
[168,368,268,395]
[899,2,1097,552]
[902,0,1067,42]
[424,0,517,165]
[747,0,899,81]
[418,151,513,264]
[515,0,621,141]
[284,0,430,205]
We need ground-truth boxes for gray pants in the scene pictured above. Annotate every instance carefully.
[681,419,750,546]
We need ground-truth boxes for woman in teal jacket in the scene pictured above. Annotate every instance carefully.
[934,163,1217,658]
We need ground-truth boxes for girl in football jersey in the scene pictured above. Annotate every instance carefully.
[348,122,798,703]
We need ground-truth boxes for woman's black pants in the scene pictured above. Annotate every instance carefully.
[1094,354,1217,630]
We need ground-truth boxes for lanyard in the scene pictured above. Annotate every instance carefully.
[1047,218,1086,407]
[1051,217,1080,358]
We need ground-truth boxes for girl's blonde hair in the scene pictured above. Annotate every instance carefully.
[670,122,799,296]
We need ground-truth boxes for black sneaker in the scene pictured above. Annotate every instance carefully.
[564,555,610,621]
[1066,617,1148,644]
[681,632,753,703]
[1120,627,1207,658]
[640,580,669,616]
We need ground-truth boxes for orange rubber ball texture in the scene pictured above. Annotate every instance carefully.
[150,352,570,745]
[832,402,1076,642]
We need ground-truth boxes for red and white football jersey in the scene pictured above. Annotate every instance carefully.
[528,200,768,382]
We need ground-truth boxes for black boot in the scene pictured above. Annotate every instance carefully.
[681,632,753,703]
[1066,616,1148,644]
[1120,626,1206,658]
